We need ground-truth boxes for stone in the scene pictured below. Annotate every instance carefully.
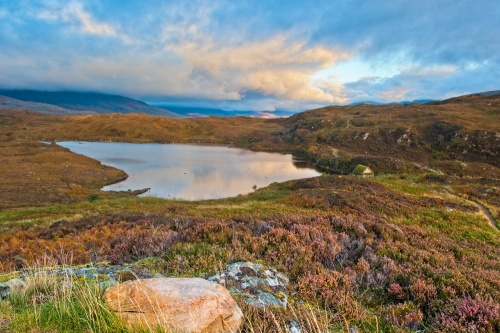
[0,278,26,300]
[207,262,289,308]
[289,319,302,333]
[103,278,243,333]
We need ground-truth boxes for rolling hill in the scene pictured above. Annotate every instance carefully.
[0,90,179,117]
[0,95,96,116]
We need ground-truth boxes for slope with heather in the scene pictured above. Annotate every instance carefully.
[0,92,498,332]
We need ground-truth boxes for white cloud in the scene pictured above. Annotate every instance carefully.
[64,2,115,36]
[4,1,498,110]
[37,1,117,37]
[168,34,350,103]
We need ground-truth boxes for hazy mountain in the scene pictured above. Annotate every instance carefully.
[155,105,295,118]
[349,99,435,106]
[0,95,96,116]
[0,90,178,117]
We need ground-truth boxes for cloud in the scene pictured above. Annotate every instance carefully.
[0,0,498,111]
[345,63,500,103]
[63,2,115,36]
[37,1,117,37]
[170,33,350,103]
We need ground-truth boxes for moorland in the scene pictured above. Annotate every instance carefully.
[0,91,498,332]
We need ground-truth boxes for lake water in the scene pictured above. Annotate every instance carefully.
[57,142,320,200]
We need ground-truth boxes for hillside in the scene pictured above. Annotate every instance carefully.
[0,96,96,116]
[282,92,499,175]
[0,92,498,209]
[0,90,179,117]
[0,91,499,332]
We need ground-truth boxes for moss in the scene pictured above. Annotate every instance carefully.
[0,271,20,283]
[117,270,136,283]
[276,291,287,300]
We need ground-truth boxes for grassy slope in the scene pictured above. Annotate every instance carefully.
[0,94,499,332]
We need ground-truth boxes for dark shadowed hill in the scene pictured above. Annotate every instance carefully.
[0,96,96,116]
[0,90,179,117]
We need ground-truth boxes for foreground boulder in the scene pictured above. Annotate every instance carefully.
[103,278,243,333]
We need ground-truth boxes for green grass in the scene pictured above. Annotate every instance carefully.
[372,175,436,196]
[3,268,127,333]
[1,265,390,333]
[393,208,499,245]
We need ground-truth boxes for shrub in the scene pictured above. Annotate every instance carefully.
[433,295,500,333]
[384,301,424,331]
[87,193,100,202]
[297,267,363,321]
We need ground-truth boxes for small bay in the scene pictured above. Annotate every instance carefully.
[57,142,320,200]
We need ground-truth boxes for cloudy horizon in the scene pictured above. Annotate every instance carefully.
[0,0,499,111]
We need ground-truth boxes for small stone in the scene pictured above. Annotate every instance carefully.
[152,272,166,278]
[0,278,26,300]
[289,319,302,333]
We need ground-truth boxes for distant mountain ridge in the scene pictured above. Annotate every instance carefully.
[155,105,295,118]
[0,90,178,117]
[348,99,435,106]
[0,89,497,118]
[0,96,96,116]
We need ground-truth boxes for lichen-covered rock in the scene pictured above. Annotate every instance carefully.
[103,278,243,333]
[208,262,289,308]
[0,278,26,300]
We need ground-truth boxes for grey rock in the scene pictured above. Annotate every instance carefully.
[0,278,27,300]
[152,272,166,278]
[208,262,289,308]
[349,326,359,333]
[289,319,302,333]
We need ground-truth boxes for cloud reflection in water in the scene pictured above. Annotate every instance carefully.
[58,142,320,200]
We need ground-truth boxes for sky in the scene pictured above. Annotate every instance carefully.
[0,0,499,112]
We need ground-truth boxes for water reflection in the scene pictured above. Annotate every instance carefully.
[57,142,320,200]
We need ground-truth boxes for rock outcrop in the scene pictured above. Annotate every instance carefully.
[208,262,289,308]
[103,278,243,333]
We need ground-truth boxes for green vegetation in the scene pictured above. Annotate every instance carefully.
[88,193,100,202]
[0,93,498,332]
[1,175,498,332]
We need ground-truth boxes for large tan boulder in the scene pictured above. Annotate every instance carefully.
[103,278,243,333]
